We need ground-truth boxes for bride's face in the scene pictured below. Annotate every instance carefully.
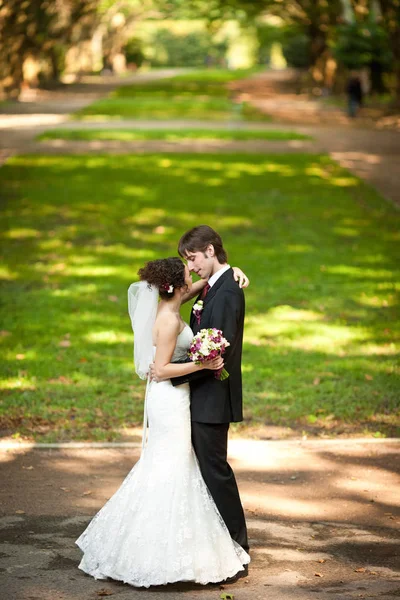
[184,265,192,291]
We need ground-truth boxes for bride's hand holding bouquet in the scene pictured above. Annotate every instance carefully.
[188,328,230,380]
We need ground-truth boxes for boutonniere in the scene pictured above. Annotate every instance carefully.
[193,300,204,325]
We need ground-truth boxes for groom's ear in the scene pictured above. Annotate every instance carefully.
[206,244,215,257]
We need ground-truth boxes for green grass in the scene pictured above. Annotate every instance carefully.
[114,68,263,98]
[171,68,263,82]
[74,69,271,121]
[0,153,399,441]
[38,129,312,142]
[74,97,271,121]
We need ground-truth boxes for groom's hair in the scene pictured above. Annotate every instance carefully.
[178,225,228,263]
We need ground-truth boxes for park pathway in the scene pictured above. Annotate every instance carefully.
[1,68,399,205]
[0,438,399,599]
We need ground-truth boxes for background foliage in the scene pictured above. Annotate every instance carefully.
[1,0,400,101]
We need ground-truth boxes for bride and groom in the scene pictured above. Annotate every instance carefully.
[76,225,250,587]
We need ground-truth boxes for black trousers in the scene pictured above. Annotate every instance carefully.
[191,421,249,553]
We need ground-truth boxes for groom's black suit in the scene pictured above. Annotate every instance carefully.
[171,268,249,552]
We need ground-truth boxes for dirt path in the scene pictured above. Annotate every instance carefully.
[0,68,191,165]
[234,70,400,207]
[0,439,399,599]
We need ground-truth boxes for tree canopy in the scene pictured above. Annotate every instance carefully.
[1,0,399,101]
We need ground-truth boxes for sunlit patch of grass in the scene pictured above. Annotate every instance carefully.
[73,97,272,121]
[38,129,311,142]
[73,69,271,122]
[0,152,399,440]
[172,68,263,83]
[0,265,17,280]
[114,68,263,98]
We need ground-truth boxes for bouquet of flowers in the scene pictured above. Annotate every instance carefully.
[188,328,230,380]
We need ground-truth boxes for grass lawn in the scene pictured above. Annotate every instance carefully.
[1,153,399,441]
[74,97,271,121]
[74,69,271,121]
[113,68,263,98]
[38,129,312,142]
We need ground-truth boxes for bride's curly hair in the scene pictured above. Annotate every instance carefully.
[138,257,186,300]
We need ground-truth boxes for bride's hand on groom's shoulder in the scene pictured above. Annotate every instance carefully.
[232,267,250,289]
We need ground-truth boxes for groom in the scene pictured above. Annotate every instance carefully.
[171,225,249,555]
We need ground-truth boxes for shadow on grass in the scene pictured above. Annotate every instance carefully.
[0,153,399,440]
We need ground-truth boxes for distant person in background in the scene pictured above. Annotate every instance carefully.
[346,71,364,118]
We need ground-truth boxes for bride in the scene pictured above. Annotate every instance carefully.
[76,257,250,587]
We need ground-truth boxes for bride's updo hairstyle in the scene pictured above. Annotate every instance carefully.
[138,257,186,300]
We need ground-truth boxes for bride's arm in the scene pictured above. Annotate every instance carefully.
[180,279,207,305]
[152,316,223,380]
[180,267,250,305]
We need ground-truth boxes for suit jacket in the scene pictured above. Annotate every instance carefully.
[171,268,245,424]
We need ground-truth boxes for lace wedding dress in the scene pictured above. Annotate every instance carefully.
[76,324,250,587]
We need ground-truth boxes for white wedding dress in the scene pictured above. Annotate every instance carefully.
[76,324,250,587]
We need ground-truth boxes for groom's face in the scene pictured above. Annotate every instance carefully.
[184,248,213,280]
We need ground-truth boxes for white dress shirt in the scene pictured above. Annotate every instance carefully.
[208,264,231,288]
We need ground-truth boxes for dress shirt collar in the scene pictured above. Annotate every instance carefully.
[208,264,230,288]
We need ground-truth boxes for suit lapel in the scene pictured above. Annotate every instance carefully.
[191,269,232,332]
[190,291,202,332]
[203,268,232,307]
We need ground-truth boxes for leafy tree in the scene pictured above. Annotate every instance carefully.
[150,29,227,67]
[214,0,343,70]
[333,22,392,93]
[378,0,400,102]
[0,0,98,98]
[124,37,145,67]
[282,31,311,69]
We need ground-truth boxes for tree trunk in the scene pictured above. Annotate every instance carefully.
[378,0,400,103]
[369,59,387,94]
[394,62,400,107]
[48,47,61,81]
[308,26,327,68]
[5,52,25,99]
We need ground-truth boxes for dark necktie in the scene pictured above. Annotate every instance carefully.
[200,283,210,300]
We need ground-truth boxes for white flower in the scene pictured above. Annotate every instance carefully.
[193,300,204,312]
